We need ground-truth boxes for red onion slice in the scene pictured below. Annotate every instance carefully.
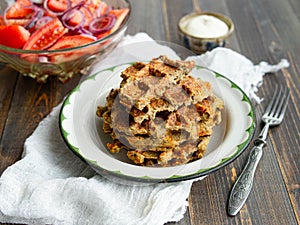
[31,0,44,4]
[35,16,54,30]
[61,2,86,30]
[61,10,85,31]
[3,6,10,26]
[89,14,116,34]
[94,1,109,17]
[25,7,44,29]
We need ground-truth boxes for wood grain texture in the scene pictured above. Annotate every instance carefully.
[163,0,193,44]
[242,0,300,224]
[0,75,81,174]
[126,0,165,40]
[0,67,18,138]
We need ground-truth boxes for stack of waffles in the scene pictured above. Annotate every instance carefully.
[97,55,223,167]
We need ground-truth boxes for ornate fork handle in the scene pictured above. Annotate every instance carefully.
[227,123,269,216]
[227,144,263,215]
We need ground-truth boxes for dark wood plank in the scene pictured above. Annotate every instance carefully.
[245,0,300,223]
[167,208,191,225]
[224,0,268,63]
[249,0,300,62]
[0,75,81,174]
[288,0,300,21]
[0,67,18,138]
[126,0,165,40]
[162,0,194,45]
[0,0,16,140]
[260,69,300,224]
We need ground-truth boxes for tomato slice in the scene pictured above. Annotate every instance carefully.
[70,0,89,5]
[2,18,30,26]
[109,8,129,33]
[89,0,107,14]
[0,25,30,48]
[95,8,129,38]
[5,0,34,19]
[48,35,95,50]
[23,18,68,50]
[48,35,96,62]
[46,0,70,12]
[97,30,110,39]
[64,10,84,27]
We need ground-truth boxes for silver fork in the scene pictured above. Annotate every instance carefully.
[227,86,290,216]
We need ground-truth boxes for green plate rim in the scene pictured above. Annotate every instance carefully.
[59,63,255,183]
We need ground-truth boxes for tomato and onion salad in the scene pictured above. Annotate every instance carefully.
[0,0,129,55]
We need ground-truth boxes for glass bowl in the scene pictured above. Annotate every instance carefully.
[0,0,131,83]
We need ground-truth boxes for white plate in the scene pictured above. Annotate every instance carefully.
[59,64,255,183]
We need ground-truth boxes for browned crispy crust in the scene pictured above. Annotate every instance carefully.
[96,55,223,167]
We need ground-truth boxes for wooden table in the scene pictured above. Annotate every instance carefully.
[1,0,299,224]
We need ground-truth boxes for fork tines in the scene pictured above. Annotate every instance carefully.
[265,85,290,120]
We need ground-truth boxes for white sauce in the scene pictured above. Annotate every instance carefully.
[181,15,229,38]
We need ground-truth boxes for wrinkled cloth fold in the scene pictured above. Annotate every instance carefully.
[0,32,289,225]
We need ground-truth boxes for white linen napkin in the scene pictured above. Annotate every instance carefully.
[0,32,289,225]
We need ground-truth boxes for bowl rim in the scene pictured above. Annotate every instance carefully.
[0,0,131,54]
[178,11,234,40]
